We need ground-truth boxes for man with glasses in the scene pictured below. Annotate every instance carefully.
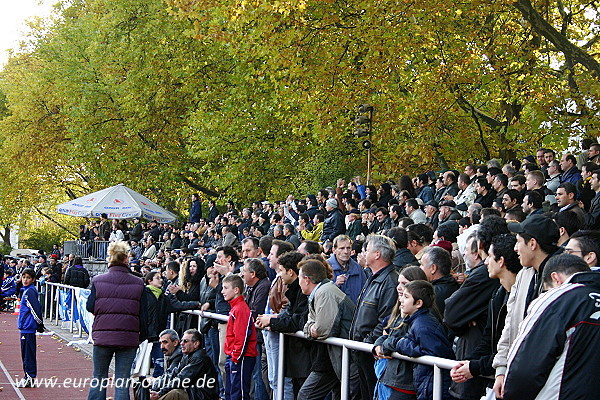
[150,329,218,400]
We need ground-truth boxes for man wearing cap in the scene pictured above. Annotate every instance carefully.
[492,215,562,399]
[438,200,461,225]
[424,200,440,231]
[321,198,345,243]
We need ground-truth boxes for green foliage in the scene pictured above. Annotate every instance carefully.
[20,224,71,253]
[0,241,13,255]
[0,0,597,225]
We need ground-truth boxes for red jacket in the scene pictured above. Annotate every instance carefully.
[224,295,257,363]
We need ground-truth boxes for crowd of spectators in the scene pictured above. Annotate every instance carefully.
[4,142,600,400]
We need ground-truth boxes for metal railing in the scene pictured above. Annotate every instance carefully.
[39,283,457,400]
[43,282,86,338]
[173,310,458,400]
[64,239,166,259]
[64,240,109,260]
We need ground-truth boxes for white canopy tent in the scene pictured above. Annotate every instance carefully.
[56,183,177,223]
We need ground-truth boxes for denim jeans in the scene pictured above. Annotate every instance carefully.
[205,326,224,397]
[263,330,294,400]
[252,342,269,400]
[88,345,137,400]
[150,341,164,378]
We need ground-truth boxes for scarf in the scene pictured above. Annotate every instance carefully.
[147,285,162,299]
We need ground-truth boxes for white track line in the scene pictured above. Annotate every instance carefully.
[0,358,27,400]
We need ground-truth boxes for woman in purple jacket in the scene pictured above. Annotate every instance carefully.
[86,240,147,400]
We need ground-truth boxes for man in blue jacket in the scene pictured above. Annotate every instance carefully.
[328,235,366,304]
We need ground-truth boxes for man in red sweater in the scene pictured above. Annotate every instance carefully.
[222,274,257,400]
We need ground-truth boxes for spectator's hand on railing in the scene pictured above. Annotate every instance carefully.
[450,361,472,383]
[256,314,272,329]
[373,345,391,360]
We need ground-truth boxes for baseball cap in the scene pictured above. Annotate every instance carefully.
[508,214,559,246]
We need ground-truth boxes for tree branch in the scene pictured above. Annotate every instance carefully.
[34,207,79,238]
[513,0,600,77]
[179,175,221,198]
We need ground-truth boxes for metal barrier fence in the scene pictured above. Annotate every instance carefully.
[39,283,457,400]
[64,240,166,259]
[173,310,458,400]
[63,240,109,260]
[43,282,87,338]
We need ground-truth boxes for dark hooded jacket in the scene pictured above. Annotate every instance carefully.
[64,264,90,288]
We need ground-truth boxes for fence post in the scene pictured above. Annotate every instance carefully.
[55,287,60,325]
[341,345,350,400]
[70,287,75,333]
[276,332,285,400]
[433,364,442,400]
[44,284,49,319]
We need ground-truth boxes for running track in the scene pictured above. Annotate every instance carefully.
[0,312,116,400]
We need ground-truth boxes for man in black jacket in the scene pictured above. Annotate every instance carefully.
[385,227,418,269]
[445,233,500,400]
[256,251,311,397]
[350,234,399,400]
[321,199,345,243]
[151,329,219,400]
[420,246,459,316]
[137,329,183,400]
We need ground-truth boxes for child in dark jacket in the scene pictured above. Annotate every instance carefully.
[385,280,455,400]
[17,268,44,388]
[373,266,428,400]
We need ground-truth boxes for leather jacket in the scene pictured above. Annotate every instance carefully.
[349,264,399,344]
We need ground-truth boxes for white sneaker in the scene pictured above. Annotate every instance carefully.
[16,377,35,388]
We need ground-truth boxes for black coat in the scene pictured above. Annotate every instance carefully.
[156,348,219,400]
[393,248,418,269]
[321,208,346,243]
[431,275,459,317]
[467,286,509,378]
[350,264,399,344]
[146,287,199,341]
[269,279,311,378]
[64,265,90,288]
[444,263,500,399]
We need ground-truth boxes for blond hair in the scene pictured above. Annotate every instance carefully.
[107,240,130,264]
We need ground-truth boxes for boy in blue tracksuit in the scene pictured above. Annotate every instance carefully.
[16,268,44,388]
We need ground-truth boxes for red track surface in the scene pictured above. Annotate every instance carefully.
[0,312,115,400]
